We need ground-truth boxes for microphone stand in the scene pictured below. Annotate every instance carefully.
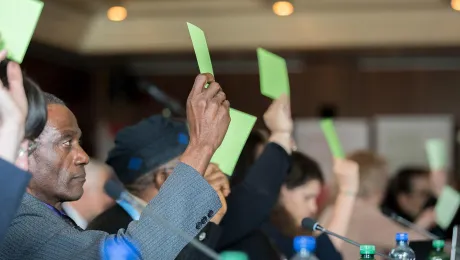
[313,223,393,260]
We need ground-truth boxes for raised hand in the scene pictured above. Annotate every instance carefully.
[333,158,359,195]
[181,73,231,175]
[263,94,293,153]
[0,50,28,164]
[204,163,230,224]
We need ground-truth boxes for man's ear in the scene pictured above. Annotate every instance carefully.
[154,171,169,188]
[15,140,29,171]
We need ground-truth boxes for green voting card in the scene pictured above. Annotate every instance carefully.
[257,48,290,99]
[211,108,257,176]
[187,22,213,75]
[425,139,446,171]
[435,185,460,229]
[320,119,345,158]
[0,0,44,63]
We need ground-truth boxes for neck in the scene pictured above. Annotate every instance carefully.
[27,188,62,210]
[137,188,159,203]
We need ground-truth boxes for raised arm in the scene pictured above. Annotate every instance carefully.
[218,94,293,247]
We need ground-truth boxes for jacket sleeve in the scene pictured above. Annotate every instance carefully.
[176,222,223,260]
[217,143,291,248]
[0,158,30,244]
[0,162,222,260]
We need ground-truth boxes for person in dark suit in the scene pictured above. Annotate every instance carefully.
[0,52,47,243]
[0,73,231,260]
[88,115,229,260]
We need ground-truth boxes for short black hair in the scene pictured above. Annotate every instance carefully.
[43,92,65,106]
[0,59,47,140]
[284,151,324,190]
[390,167,430,195]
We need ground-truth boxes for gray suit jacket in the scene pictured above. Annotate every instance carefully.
[0,163,221,260]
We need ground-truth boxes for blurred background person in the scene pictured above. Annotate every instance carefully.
[62,159,115,229]
[321,151,427,260]
[381,167,436,229]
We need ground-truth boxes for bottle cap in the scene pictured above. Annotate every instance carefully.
[294,236,316,253]
[220,251,249,260]
[433,240,445,249]
[395,232,408,242]
[360,245,376,255]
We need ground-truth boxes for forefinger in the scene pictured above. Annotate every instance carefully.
[190,73,215,97]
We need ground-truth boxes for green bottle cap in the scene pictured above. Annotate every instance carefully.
[360,245,376,255]
[433,240,445,249]
[220,251,249,260]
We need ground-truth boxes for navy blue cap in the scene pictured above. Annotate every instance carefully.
[106,115,189,185]
[395,232,408,242]
[294,236,316,253]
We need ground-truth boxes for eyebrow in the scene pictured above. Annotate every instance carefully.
[59,129,82,138]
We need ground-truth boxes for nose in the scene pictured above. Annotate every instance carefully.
[310,200,318,215]
[75,145,90,166]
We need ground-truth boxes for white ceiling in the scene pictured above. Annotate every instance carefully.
[35,0,460,54]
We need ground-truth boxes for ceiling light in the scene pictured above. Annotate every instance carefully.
[453,0,460,11]
[272,1,294,16]
[107,6,127,22]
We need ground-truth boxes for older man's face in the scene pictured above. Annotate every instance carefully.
[28,104,89,204]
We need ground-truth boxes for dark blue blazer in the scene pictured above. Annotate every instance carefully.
[0,158,30,243]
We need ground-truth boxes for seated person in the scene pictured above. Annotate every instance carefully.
[0,73,228,260]
[320,151,427,260]
[88,116,228,259]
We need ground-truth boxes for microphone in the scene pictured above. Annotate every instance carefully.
[104,179,220,260]
[138,81,186,117]
[381,207,439,240]
[302,218,392,259]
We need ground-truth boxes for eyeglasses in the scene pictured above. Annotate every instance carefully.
[18,140,38,157]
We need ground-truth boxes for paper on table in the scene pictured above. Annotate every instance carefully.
[0,0,44,63]
[320,119,345,158]
[435,185,460,229]
[257,48,290,99]
[425,138,446,171]
[187,22,213,75]
[211,108,257,176]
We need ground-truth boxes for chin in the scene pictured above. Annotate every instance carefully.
[64,188,84,202]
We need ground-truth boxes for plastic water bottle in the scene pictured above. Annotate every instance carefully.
[427,240,449,260]
[389,233,416,260]
[220,251,249,260]
[290,236,319,260]
[360,245,376,260]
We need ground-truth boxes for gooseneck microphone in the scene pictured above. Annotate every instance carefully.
[104,179,220,260]
[381,207,439,240]
[302,218,392,259]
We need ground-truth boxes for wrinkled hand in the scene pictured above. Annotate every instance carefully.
[204,163,230,224]
[333,158,359,195]
[415,207,436,230]
[181,73,231,175]
[0,50,28,163]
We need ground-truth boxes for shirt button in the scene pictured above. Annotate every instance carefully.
[195,222,202,230]
[207,210,214,218]
[198,232,207,241]
[201,217,207,225]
